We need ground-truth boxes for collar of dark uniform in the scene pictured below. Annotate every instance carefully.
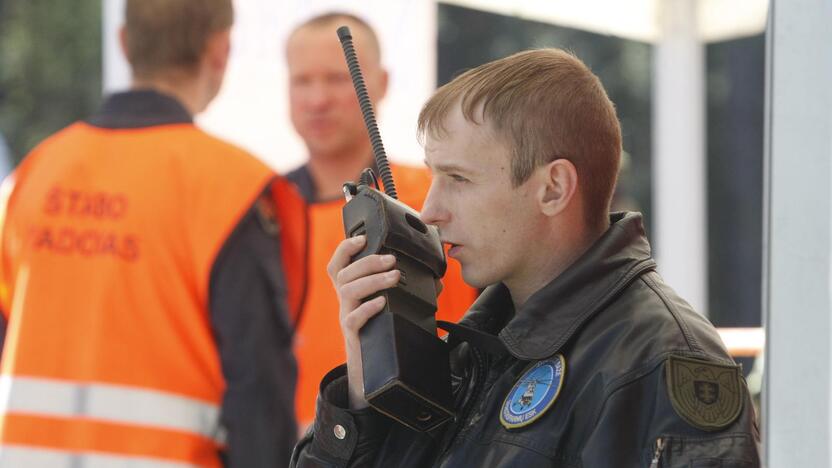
[461,212,657,361]
[285,158,383,204]
[458,283,515,335]
[443,284,514,356]
[86,89,193,129]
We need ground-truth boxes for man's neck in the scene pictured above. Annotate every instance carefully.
[506,222,606,310]
[131,76,202,117]
[307,148,376,201]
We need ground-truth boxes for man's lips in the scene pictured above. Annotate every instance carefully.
[306,121,334,133]
[303,117,337,132]
[445,242,462,258]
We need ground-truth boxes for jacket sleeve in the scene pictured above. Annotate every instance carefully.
[291,365,393,467]
[0,173,16,356]
[580,356,761,468]
[209,190,298,467]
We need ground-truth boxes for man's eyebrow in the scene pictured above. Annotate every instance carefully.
[423,159,471,174]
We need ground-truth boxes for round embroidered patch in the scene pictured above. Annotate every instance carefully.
[500,355,566,429]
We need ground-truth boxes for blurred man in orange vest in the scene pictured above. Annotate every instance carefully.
[284,12,477,429]
[0,1,306,466]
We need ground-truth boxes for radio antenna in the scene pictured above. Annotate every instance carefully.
[337,26,398,200]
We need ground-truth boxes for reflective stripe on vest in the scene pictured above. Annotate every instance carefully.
[0,445,203,468]
[0,376,223,443]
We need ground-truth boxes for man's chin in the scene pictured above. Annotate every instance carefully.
[461,267,491,290]
[306,141,348,159]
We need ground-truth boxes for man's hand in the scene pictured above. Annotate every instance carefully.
[327,235,400,409]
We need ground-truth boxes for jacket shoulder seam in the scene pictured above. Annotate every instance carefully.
[639,273,703,353]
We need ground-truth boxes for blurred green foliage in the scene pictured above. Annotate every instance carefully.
[0,0,102,165]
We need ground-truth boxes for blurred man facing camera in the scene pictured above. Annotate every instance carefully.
[284,12,477,430]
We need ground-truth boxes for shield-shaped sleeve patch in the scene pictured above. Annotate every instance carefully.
[665,355,744,431]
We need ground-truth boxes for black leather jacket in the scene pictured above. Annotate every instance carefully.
[291,212,761,467]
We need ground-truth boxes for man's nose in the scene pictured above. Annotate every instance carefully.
[420,182,447,226]
[305,82,332,110]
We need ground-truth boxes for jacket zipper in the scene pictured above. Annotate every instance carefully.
[648,437,665,468]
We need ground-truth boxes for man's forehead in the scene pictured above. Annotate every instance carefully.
[426,106,500,146]
[424,113,509,170]
[287,20,380,63]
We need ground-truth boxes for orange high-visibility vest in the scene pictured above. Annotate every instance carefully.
[292,163,476,427]
[271,179,309,324]
[0,121,304,468]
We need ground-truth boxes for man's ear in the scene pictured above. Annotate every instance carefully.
[538,159,578,217]
[374,68,389,103]
[204,29,231,73]
[118,26,130,64]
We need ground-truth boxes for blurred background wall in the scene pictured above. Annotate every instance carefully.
[103,0,436,173]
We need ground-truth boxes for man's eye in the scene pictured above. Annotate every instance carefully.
[327,73,351,84]
[449,174,469,183]
[290,79,312,90]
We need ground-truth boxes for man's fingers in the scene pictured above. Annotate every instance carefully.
[342,296,387,331]
[335,253,396,287]
[327,236,366,279]
[338,270,400,303]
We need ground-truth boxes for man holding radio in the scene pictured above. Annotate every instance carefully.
[292,49,760,467]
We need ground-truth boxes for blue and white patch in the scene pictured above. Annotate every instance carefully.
[500,355,566,429]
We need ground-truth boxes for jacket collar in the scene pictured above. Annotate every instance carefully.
[86,89,193,129]
[286,159,385,204]
[461,212,657,360]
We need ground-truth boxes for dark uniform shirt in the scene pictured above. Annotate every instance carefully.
[291,212,760,467]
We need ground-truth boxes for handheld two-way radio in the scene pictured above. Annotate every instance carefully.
[336,26,454,432]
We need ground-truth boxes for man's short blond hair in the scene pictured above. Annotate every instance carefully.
[288,12,381,63]
[124,0,233,78]
[418,49,622,231]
